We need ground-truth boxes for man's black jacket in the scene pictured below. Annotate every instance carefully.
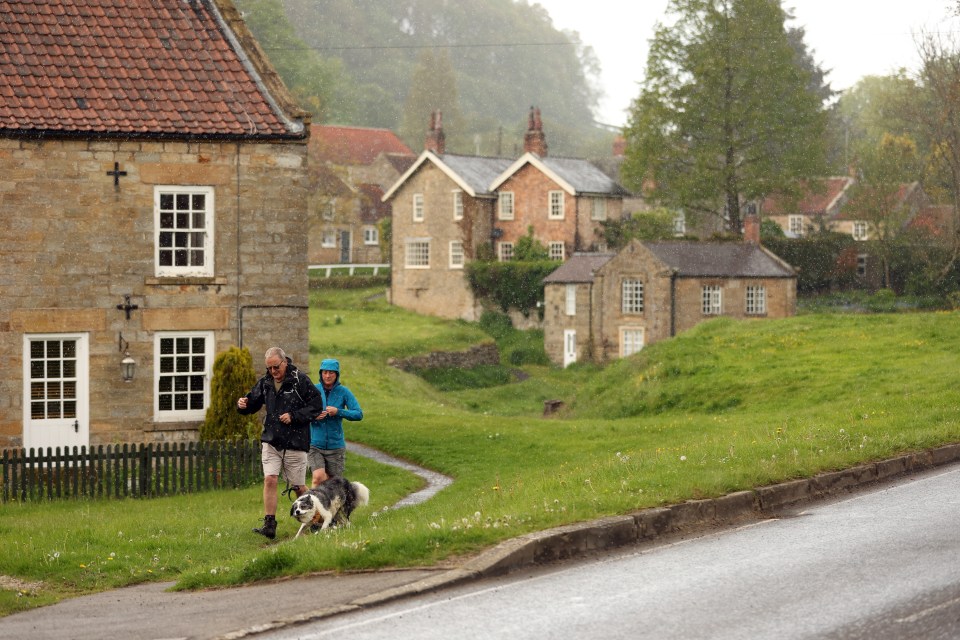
[237,358,325,451]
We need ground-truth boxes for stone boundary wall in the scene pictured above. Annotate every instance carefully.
[388,343,500,371]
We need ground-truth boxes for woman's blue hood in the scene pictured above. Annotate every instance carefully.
[319,358,340,382]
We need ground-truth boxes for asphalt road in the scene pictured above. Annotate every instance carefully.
[255,464,960,640]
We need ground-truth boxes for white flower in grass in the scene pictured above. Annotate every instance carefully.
[680,456,687,462]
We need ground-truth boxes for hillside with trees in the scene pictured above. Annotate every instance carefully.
[235,0,615,157]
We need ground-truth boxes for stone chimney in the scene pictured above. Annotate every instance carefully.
[743,210,760,244]
[425,109,445,155]
[523,106,548,157]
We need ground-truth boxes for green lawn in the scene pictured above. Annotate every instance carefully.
[3,287,960,615]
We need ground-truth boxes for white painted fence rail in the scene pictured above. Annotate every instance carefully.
[308,263,390,277]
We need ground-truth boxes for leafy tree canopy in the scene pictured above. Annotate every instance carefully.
[238,0,613,157]
[621,0,829,235]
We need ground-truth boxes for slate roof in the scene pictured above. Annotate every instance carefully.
[540,156,631,196]
[542,253,614,284]
[439,154,515,196]
[643,242,796,278]
[0,0,307,139]
[310,125,413,166]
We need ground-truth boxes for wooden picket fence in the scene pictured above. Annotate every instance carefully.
[0,440,261,503]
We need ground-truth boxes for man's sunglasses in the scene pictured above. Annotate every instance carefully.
[266,364,283,372]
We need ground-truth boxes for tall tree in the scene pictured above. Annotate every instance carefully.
[912,30,960,280]
[235,0,354,122]
[399,49,465,152]
[827,73,922,174]
[621,0,828,234]
[844,134,921,288]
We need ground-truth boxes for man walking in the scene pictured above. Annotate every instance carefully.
[238,347,325,539]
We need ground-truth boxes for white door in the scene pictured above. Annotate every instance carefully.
[23,334,89,451]
[563,329,577,368]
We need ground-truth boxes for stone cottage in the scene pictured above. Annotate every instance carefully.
[307,124,414,265]
[0,0,312,449]
[383,107,629,320]
[542,220,797,366]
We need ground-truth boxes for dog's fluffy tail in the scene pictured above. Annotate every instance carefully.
[352,481,370,506]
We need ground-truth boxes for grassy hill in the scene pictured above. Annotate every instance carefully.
[271,288,957,579]
[4,287,959,612]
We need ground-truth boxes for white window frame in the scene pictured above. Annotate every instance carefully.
[788,215,803,236]
[620,327,645,357]
[548,190,565,220]
[622,278,644,314]
[363,226,379,245]
[745,285,767,315]
[702,285,723,315]
[449,241,464,269]
[321,230,336,248]
[852,221,868,241]
[155,185,214,277]
[498,242,514,262]
[154,331,213,422]
[499,192,515,220]
[549,241,565,261]
[565,284,576,316]
[413,193,424,222]
[453,191,463,220]
[405,238,430,268]
[857,254,868,277]
[590,197,607,221]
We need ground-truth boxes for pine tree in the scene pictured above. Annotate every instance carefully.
[622,0,827,235]
[200,346,260,442]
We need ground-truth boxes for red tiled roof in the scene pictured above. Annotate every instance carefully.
[761,177,854,216]
[833,181,923,221]
[310,124,413,166]
[0,0,307,139]
[907,204,954,236]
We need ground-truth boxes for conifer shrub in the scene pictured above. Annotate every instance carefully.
[200,346,260,442]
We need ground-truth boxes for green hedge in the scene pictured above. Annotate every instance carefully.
[466,260,558,316]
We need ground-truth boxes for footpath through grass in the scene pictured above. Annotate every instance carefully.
[3,287,960,615]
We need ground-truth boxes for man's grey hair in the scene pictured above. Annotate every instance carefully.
[264,347,286,361]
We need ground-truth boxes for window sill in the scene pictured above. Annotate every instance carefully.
[145,276,228,286]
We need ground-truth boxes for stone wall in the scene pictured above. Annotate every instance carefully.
[388,343,500,372]
[0,137,310,447]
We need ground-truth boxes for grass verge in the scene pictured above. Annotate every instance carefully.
[3,288,959,614]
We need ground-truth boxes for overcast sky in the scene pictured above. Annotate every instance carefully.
[535,0,960,127]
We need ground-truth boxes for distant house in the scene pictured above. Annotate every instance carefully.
[542,219,797,366]
[307,125,414,264]
[760,177,855,238]
[383,107,629,320]
[0,0,311,449]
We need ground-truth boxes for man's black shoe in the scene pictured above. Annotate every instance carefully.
[253,515,277,539]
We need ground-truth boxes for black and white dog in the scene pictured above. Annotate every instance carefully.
[290,477,370,539]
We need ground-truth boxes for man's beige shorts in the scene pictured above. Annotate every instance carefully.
[261,443,308,487]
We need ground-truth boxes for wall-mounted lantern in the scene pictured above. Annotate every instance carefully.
[119,333,136,383]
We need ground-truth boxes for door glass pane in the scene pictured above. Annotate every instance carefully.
[29,338,78,422]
